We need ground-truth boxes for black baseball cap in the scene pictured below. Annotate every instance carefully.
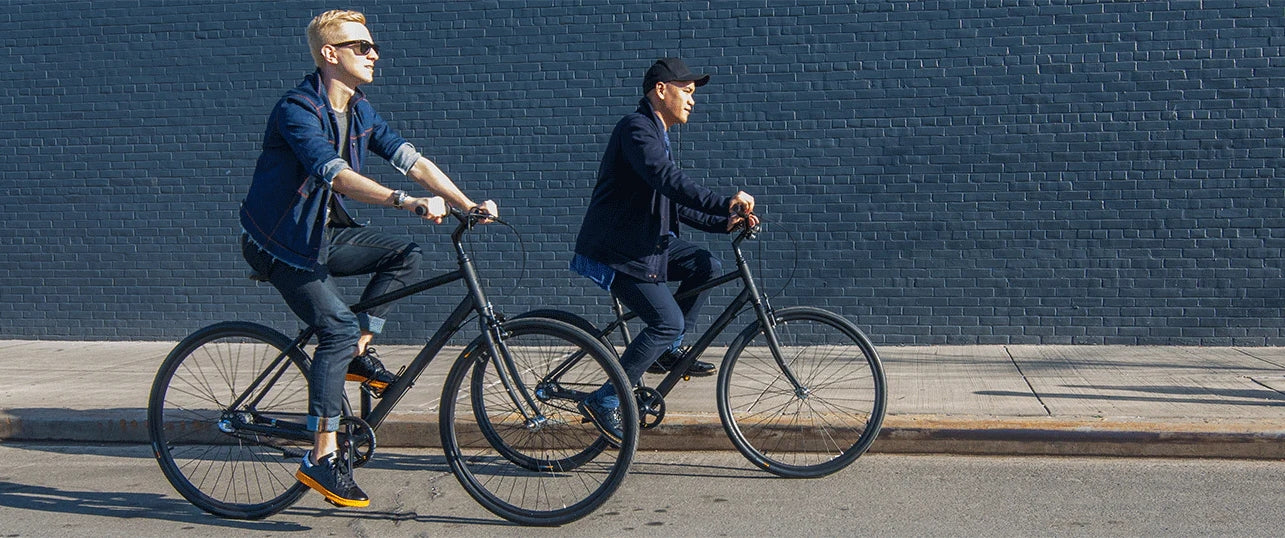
[642,57,710,94]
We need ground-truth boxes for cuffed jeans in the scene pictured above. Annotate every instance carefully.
[242,227,421,432]
[609,237,723,387]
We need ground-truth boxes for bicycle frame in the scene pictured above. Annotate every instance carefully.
[558,224,810,399]
[226,211,544,438]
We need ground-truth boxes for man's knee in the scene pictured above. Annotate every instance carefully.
[703,253,723,279]
[397,243,423,272]
[690,249,723,281]
[646,310,684,342]
[316,310,362,348]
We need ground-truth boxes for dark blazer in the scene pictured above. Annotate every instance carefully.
[574,98,732,282]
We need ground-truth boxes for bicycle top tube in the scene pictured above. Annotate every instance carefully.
[345,207,504,316]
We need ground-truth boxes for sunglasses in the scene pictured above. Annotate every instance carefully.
[330,40,380,56]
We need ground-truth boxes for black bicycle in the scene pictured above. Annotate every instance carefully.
[517,215,887,478]
[147,208,640,526]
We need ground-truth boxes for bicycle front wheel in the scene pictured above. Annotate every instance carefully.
[440,317,638,526]
[147,322,312,519]
[717,307,887,478]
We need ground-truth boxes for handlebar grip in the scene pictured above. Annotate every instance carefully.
[415,205,428,216]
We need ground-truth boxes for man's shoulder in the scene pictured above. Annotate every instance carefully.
[615,110,657,137]
[276,74,326,111]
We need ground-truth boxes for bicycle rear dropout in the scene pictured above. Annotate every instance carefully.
[147,208,639,525]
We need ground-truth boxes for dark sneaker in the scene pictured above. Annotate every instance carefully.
[346,347,398,394]
[295,451,370,508]
[577,392,624,448]
[646,347,716,377]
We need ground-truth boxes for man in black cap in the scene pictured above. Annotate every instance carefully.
[570,57,759,443]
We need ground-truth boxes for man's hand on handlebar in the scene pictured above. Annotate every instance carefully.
[728,191,759,231]
[408,196,449,223]
[471,200,499,223]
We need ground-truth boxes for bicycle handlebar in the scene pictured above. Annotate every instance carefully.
[415,204,500,225]
[732,207,760,243]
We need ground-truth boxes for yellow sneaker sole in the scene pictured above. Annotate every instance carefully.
[295,470,371,508]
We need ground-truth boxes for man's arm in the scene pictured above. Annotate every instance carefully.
[405,157,499,219]
[331,168,445,219]
[405,157,475,211]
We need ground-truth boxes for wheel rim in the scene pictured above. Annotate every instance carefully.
[721,310,885,474]
[151,326,311,515]
[442,319,635,524]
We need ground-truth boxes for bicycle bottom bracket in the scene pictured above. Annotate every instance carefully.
[634,386,665,429]
[339,415,377,468]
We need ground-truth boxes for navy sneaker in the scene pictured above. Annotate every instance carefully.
[646,347,716,377]
[346,347,398,394]
[295,450,370,508]
[577,390,624,448]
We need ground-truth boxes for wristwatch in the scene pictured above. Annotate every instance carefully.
[391,190,408,209]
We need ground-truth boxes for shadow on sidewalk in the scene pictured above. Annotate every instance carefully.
[977,386,1285,406]
[0,481,308,531]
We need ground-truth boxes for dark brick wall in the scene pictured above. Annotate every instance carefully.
[2,0,1282,345]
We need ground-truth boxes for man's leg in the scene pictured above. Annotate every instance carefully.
[324,227,422,390]
[666,237,723,343]
[326,227,423,347]
[256,255,370,506]
[610,273,685,385]
[649,238,722,375]
[577,273,682,446]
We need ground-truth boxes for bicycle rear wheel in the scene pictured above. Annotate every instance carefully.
[147,322,312,519]
[717,307,886,478]
[440,317,638,526]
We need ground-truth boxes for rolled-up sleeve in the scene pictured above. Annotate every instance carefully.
[319,157,351,184]
[389,143,422,175]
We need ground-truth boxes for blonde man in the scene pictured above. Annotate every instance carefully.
[240,9,497,507]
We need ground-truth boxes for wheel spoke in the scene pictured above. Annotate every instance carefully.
[718,308,886,478]
[149,323,310,519]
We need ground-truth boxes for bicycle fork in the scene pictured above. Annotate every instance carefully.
[457,241,547,431]
[736,244,810,400]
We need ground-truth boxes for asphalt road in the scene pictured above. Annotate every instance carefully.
[0,444,1281,537]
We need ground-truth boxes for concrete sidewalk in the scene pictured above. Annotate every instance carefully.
[0,340,1282,458]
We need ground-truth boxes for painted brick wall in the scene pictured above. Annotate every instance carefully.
[1,0,1282,345]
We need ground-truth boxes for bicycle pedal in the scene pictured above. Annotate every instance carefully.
[359,382,385,398]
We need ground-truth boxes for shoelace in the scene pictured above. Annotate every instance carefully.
[361,348,390,372]
[329,453,358,489]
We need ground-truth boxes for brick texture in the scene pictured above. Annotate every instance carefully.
[1,1,1282,345]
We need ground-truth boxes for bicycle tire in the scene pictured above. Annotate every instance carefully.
[716,307,887,478]
[440,317,638,526]
[512,309,619,358]
[148,321,312,519]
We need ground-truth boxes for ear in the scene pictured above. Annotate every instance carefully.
[320,44,340,65]
[653,82,668,99]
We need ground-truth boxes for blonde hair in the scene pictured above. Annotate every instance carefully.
[306,10,367,67]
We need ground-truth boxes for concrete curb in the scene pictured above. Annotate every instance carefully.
[3,410,1282,460]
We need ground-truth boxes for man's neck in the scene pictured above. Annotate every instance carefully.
[322,72,358,112]
[647,96,670,131]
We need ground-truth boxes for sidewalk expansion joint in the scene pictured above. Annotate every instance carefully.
[1005,345,1051,416]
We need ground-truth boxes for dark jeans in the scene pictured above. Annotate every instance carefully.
[609,237,723,388]
[242,227,421,432]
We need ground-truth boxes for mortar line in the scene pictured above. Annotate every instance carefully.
[1004,346,1051,416]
